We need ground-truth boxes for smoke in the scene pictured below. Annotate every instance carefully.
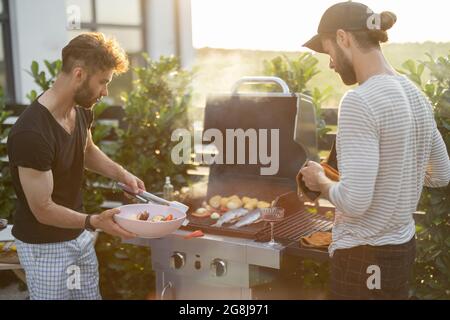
[191,48,283,109]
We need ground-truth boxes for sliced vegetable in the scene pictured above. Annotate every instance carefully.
[164,214,173,221]
[151,215,165,222]
[184,230,204,239]
[192,208,211,218]
[210,212,220,220]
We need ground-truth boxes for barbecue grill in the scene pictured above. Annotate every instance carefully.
[126,77,334,300]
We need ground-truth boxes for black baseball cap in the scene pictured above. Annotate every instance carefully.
[303,1,375,53]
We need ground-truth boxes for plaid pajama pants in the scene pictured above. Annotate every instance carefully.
[15,230,101,300]
[330,236,416,300]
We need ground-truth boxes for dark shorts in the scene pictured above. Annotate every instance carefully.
[330,237,416,300]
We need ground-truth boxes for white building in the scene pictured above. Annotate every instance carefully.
[1,0,194,104]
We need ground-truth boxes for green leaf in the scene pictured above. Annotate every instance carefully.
[26,90,38,103]
[38,71,47,88]
[54,60,62,74]
[402,59,416,75]
[442,119,450,131]
[44,60,55,77]
[415,224,424,233]
[31,61,39,77]
[445,236,450,248]
[432,216,443,226]
[417,63,425,77]
[430,192,444,205]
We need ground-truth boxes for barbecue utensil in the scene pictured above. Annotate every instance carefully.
[116,182,189,214]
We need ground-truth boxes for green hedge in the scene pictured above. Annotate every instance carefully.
[399,53,450,299]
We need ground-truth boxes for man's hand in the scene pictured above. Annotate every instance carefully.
[91,208,137,240]
[299,161,325,192]
[119,170,146,194]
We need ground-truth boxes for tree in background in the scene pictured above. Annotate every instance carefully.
[263,53,332,139]
[400,53,450,300]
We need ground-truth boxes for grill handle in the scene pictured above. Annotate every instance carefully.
[231,76,291,94]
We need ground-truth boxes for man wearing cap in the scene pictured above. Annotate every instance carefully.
[299,2,450,299]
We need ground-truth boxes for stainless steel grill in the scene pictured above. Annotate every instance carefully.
[127,77,333,300]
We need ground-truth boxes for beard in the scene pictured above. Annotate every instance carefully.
[74,77,100,109]
[333,45,357,85]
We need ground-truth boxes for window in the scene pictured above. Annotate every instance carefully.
[65,0,146,104]
[0,0,15,102]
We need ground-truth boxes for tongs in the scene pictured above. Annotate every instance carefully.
[116,182,189,214]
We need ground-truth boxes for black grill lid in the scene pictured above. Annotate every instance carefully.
[203,92,318,198]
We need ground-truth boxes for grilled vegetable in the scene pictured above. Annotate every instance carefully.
[209,195,222,208]
[137,211,150,221]
[257,201,271,209]
[210,212,220,220]
[226,198,243,210]
[220,197,230,207]
[242,196,252,204]
[151,215,165,222]
[192,207,211,218]
[244,200,258,210]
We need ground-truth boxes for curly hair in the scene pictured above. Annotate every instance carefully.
[62,32,129,75]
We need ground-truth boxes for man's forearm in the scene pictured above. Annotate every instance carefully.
[85,144,126,181]
[36,202,87,229]
[317,172,337,202]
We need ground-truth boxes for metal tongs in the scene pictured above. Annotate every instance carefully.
[116,182,189,214]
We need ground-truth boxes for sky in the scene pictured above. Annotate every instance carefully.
[191,0,450,51]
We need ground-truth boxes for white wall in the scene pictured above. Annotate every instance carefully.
[9,0,195,103]
[177,0,195,68]
[145,0,195,68]
[146,0,176,59]
[10,0,68,104]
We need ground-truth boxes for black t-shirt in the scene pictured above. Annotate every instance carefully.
[7,99,93,243]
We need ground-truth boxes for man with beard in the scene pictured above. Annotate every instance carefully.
[7,33,145,299]
[299,2,450,299]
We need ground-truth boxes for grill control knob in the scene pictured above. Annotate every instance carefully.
[170,252,185,269]
[210,259,227,277]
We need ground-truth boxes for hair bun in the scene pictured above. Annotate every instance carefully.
[380,11,397,31]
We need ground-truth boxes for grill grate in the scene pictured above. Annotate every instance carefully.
[255,209,333,244]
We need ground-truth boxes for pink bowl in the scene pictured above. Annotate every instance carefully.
[114,203,186,238]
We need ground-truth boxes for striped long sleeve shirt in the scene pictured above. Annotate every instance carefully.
[329,74,450,256]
